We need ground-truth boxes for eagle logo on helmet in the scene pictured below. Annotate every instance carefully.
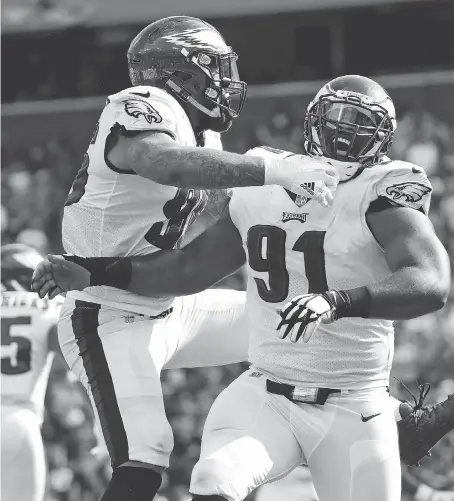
[124,98,162,124]
[386,182,432,203]
[161,29,227,52]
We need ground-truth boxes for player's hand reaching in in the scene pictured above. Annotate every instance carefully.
[248,148,339,207]
[277,291,341,343]
[31,255,91,299]
[276,154,339,207]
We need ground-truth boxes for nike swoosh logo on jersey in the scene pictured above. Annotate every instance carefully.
[361,413,381,422]
[131,91,151,98]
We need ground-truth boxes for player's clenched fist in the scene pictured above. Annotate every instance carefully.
[31,255,91,299]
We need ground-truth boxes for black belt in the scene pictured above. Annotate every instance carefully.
[137,307,173,320]
[266,380,341,405]
[76,302,173,321]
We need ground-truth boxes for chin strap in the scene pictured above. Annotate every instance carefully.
[304,144,362,182]
[165,79,221,118]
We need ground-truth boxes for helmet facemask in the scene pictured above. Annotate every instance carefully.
[305,92,396,167]
[165,48,247,131]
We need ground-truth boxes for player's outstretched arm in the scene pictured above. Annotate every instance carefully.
[120,208,246,296]
[107,131,337,206]
[32,209,246,299]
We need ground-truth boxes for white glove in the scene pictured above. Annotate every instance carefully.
[277,292,339,343]
[264,154,338,207]
[416,485,454,501]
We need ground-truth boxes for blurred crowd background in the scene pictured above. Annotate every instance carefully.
[2,0,454,499]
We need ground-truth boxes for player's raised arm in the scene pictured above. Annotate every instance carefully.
[101,20,338,206]
[32,209,246,299]
[108,130,337,206]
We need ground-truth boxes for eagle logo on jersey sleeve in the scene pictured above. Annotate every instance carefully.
[385,182,432,203]
[123,98,163,124]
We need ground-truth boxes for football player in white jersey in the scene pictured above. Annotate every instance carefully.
[1,244,64,501]
[33,75,453,501]
[44,15,337,501]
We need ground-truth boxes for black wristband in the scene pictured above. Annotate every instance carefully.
[326,286,372,319]
[64,256,132,290]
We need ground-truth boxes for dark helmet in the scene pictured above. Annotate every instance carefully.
[1,243,43,291]
[304,75,397,180]
[127,16,247,132]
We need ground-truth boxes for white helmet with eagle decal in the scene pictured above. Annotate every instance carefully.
[304,75,397,181]
[127,16,247,133]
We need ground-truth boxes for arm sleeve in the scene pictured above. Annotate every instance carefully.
[375,161,432,214]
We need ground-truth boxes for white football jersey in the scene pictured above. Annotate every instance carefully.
[1,292,62,421]
[62,86,221,316]
[230,147,432,389]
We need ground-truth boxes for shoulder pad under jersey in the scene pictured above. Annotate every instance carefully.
[106,85,188,139]
[372,160,432,214]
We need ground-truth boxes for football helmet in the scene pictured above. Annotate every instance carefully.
[1,243,43,291]
[304,75,397,181]
[127,16,247,132]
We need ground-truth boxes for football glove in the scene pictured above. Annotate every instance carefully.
[277,291,342,343]
[260,152,339,207]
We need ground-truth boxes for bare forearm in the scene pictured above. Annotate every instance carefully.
[127,250,233,297]
[352,267,449,320]
[362,207,451,321]
[65,211,246,297]
[68,251,228,297]
[132,144,265,188]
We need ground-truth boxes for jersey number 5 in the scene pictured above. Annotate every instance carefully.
[1,317,32,375]
[247,225,328,303]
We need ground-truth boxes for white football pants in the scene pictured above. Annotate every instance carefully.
[190,368,401,501]
[58,289,249,470]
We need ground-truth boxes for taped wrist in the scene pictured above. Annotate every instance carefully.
[325,286,372,319]
[64,256,132,290]
[263,156,283,186]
